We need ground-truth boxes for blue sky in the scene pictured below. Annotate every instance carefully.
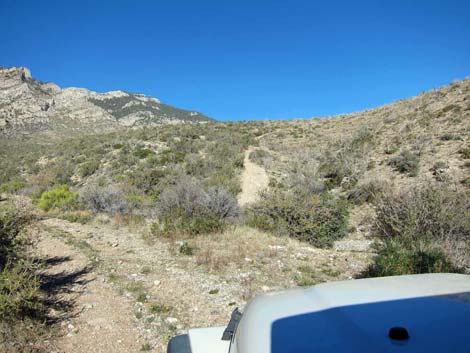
[1,0,469,121]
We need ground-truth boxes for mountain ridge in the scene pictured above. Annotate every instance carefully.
[0,66,213,137]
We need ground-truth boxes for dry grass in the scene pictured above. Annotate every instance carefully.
[187,225,372,295]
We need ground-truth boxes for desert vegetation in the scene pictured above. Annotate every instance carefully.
[0,78,469,351]
[362,183,469,277]
[0,200,50,352]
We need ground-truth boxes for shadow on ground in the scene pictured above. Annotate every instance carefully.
[33,255,94,323]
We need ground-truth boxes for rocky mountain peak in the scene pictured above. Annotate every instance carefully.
[0,66,212,137]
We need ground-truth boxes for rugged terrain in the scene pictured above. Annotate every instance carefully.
[0,66,212,137]
[0,73,469,352]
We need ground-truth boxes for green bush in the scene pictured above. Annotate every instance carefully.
[362,184,469,276]
[0,261,45,320]
[0,204,33,269]
[388,150,420,176]
[361,239,459,277]
[129,167,167,195]
[78,160,100,177]
[134,147,154,159]
[247,190,349,248]
[0,203,48,351]
[0,179,26,194]
[152,209,224,237]
[38,185,79,212]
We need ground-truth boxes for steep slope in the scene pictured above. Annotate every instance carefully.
[0,66,212,137]
[255,78,470,188]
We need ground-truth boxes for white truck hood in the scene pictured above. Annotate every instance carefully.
[188,326,230,353]
[235,273,470,353]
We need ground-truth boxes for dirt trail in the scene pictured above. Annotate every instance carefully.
[38,218,245,353]
[238,147,269,206]
[37,234,141,353]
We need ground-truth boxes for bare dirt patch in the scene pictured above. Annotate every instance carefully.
[238,147,269,206]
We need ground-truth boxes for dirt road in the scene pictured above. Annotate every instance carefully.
[37,218,244,353]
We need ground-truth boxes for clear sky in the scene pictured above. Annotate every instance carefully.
[1,0,469,121]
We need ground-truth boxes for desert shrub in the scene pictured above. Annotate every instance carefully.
[384,145,399,155]
[157,177,209,218]
[0,179,26,194]
[158,149,185,165]
[388,150,420,176]
[0,262,45,320]
[78,160,100,177]
[291,175,326,195]
[37,185,79,212]
[374,184,469,241]
[185,153,205,176]
[285,155,326,195]
[347,178,387,205]
[0,202,48,351]
[439,133,461,141]
[0,203,33,269]
[206,186,240,219]
[49,159,75,185]
[153,209,224,237]
[129,166,167,194]
[179,241,194,255]
[462,176,470,188]
[155,177,237,236]
[361,240,459,277]
[319,128,373,188]
[362,184,470,276]
[459,146,470,159]
[19,173,57,206]
[205,173,242,197]
[431,161,448,171]
[247,190,349,248]
[430,161,449,181]
[57,210,93,224]
[410,135,430,156]
[133,147,154,159]
[351,126,374,147]
[249,149,273,168]
[80,184,130,215]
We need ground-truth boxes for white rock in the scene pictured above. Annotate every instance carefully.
[166,317,178,324]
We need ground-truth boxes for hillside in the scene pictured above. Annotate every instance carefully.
[0,78,469,352]
[0,66,212,137]
[257,78,470,192]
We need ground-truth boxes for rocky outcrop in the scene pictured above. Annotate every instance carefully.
[0,66,212,137]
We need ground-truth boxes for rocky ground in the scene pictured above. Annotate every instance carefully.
[37,217,372,353]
